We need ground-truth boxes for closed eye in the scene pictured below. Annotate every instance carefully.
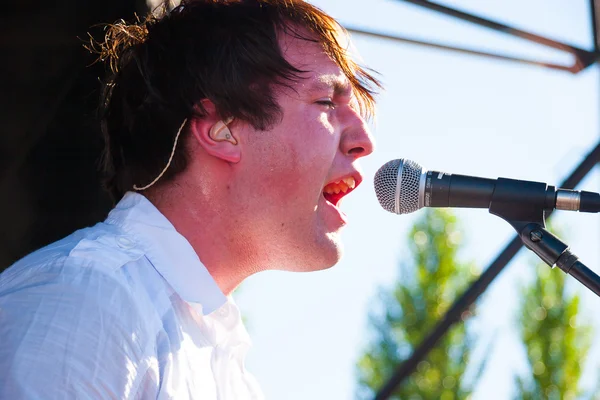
[316,99,336,109]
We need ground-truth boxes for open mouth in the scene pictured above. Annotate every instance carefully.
[322,176,358,207]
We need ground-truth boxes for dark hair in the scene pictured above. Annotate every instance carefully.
[90,0,381,200]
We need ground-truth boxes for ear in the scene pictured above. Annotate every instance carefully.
[188,100,241,163]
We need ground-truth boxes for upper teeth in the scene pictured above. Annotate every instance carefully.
[342,177,356,188]
[323,177,356,194]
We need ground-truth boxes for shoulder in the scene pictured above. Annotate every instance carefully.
[0,222,166,321]
[0,222,168,340]
[0,224,162,398]
[0,222,157,329]
[2,222,146,292]
[7,222,144,273]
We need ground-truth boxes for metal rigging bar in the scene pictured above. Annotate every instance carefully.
[346,26,577,72]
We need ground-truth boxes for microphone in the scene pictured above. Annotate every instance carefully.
[374,159,600,215]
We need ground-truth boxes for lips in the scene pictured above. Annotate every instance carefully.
[322,176,359,206]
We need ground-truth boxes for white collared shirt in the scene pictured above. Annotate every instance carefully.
[0,192,264,400]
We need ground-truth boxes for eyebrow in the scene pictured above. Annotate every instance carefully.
[307,76,352,97]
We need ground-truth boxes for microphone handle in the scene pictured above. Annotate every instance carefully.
[424,170,496,209]
[423,170,600,213]
[580,191,600,212]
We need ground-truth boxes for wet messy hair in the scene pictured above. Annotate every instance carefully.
[90,0,381,200]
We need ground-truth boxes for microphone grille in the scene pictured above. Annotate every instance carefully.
[374,159,423,215]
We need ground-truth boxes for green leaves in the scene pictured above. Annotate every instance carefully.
[356,211,596,400]
[514,262,593,400]
[356,209,481,399]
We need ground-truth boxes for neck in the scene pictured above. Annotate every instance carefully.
[146,181,258,296]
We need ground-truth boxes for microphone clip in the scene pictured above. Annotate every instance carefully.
[488,179,600,297]
[488,177,555,231]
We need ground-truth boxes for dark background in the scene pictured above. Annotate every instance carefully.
[0,0,147,270]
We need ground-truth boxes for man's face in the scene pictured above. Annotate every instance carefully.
[233,30,375,272]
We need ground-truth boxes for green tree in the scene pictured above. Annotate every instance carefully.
[514,258,595,400]
[356,209,483,400]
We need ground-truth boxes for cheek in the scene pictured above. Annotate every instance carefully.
[258,141,332,205]
[246,111,338,204]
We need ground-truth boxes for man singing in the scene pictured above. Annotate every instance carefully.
[0,0,380,398]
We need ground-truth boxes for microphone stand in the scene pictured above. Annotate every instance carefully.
[519,223,600,296]
[374,143,600,400]
[489,179,600,297]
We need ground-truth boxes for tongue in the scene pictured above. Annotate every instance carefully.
[323,191,344,206]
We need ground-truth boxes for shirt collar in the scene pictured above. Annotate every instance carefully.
[104,191,227,314]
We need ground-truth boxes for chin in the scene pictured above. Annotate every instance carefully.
[272,230,345,273]
[324,232,344,265]
[300,232,345,272]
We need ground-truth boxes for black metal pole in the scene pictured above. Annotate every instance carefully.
[567,261,600,297]
[591,0,599,53]
[345,26,577,73]
[398,0,593,56]
[374,141,600,400]
[394,0,598,72]
[518,225,600,297]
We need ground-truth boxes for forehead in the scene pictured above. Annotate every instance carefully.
[277,28,349,92]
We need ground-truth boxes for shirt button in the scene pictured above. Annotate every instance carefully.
[117,236,134,248]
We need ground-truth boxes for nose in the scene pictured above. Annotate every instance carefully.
[339,108,375,158]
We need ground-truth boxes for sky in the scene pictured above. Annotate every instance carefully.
[236,1,600,399]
